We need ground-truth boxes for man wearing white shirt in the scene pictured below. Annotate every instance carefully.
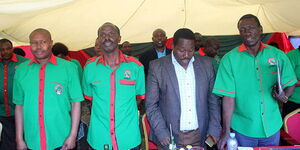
[146,28,221,149]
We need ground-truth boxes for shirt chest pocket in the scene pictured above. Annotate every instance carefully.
[119,80,136,96]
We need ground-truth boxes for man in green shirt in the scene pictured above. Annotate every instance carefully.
[213,14,296,149]
[0,38,27,150]
[284,48,300,116]
[82,22,145,150]
[14,28,83,150]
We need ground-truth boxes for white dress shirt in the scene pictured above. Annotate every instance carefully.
[171,52,198,131]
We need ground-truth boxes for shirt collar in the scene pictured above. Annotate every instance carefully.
[238,42,270,52]
[96,50,128,65]
[66,56,71,61]
[0,53,18,62]
[28,54,58,65]
[171,51,195,67]
[156,47,166,54]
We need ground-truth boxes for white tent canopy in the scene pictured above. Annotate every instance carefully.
[1,0,300,50]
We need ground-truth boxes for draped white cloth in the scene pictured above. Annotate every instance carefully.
[0,0,300,50]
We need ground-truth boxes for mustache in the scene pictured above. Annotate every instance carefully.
[103,39,113,44]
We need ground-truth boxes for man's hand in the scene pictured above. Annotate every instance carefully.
[160,136,170,146]
[61,135,76,150]
[16,139,27,150]
[217,132,230,150]
[272,84,288,103]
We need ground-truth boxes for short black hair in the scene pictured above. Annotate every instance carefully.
[204,37,220,47]
[52,42,69,56]
[13,48,25,56]
[238,14,262,28]
[0,38,13,47]
[269,42,279,49]
[173,28,195,47]
[98,22,120,36]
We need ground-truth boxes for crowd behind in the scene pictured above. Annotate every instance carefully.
[0,13,299,150]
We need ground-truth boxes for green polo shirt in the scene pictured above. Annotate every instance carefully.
[286,49,300,104]
[213,43,297,138]
[82,51,145,150]
[70,58,83,80]
[0,54,27,117]
[13,55,84,150]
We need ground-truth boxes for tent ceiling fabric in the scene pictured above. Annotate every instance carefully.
[0,0,300,51]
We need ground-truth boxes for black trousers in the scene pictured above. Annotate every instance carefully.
[0,116,16,150]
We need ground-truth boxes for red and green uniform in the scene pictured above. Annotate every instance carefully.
[82,50,145,150]
[0,54,27,117]
[66,56,83,79]
[13,55,84,150]
[195,50,220,72]
[286,49,300,104]
[213,43,297,138]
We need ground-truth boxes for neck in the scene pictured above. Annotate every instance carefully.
[156,47,165,52]
[3,59,10,64]
[246,43,260,56]
[104,50,120,70]
[37,56,51,65]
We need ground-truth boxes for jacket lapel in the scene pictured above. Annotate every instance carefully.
[165,56,180,100]
[193,58,202,110]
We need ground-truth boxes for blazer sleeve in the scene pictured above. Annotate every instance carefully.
[145,60,170,141]
[207,61,222,138]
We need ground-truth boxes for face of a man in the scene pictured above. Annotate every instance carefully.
[238,18,262,48]
[152,30,167,49]
[98,24,121,54]
[94,39,103,56]
[173,38,195,68]
[194,33,202,50]
[121,42,132,55]
[30,31,53,61]
[0,42,13,61]
[205,43,219,57]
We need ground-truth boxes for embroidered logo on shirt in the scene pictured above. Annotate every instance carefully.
[268,58,276,65]
[54,84,63,95]
[124,70,131,79]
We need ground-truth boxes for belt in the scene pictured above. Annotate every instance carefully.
[180,128,199,133]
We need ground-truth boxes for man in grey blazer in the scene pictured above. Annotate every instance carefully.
[145,28,221,149]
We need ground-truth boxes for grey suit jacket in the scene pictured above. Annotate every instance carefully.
[145,54,221,147]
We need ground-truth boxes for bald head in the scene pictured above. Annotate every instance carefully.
[152,28,166,37]
[29,28,52,41]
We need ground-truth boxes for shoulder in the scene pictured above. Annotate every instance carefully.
[70,58,80,64]
[287,49,299,56]
[16,55,29,63]
[84,56,98,67]
[57,57,77,68]
[16,59,31,70]
[140,49,156,59]
[150,55,171,67]
[126,56,143,67]
[166,48,172,54]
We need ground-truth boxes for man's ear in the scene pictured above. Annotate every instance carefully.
[118,36,121,44]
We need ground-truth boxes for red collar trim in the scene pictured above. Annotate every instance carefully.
[28,54,58,65]
[238,42,270,52]
[96,50,128,65]
[66,56,71,61]
[0,53,18,62]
